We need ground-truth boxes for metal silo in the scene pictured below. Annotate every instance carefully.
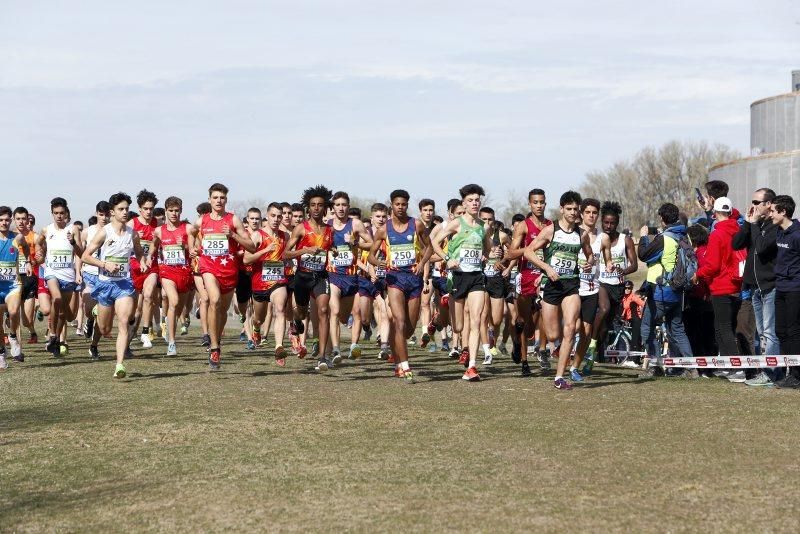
[710,72,800,209]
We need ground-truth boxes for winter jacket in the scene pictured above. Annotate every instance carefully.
[638,224,686,302]
[731,218,778,292]
[696,217,742,296]
[775,220,800,293]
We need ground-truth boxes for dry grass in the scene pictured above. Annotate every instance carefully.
[2,327,800,532]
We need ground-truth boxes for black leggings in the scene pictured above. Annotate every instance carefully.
[775,290,800,355]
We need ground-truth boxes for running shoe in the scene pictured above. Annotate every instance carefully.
[363,326,372,341]
[441,340,450,352]
[298,345,308,359]
[775,374,800,389]
[462,366,480,381]
[27,333,38,344]
[420,333,431,348]
[113,363,126,379]
[148,331,155,342]
[246,340,256,351]
[200,334,211,348]
[387,354,396,364]
[394,366,405,378]
[45,336,58,354]
[622,360,639,368]
[490,346,500,357]
[520,361,531,377]
[583,348,595,375]
[458,348,469,367]
[498,344,508,356]
[331,350,342,367]
[310,339,319,356]
[36,310,44,322]
[180,324,189,336]
[407,335,417,346]
[167,342,177,356]
[482,353,493,366]
[744,372,774,387]
[252,331,262,347]
[378,347,390,360]
[315,357,329,372]
[141,333,153,349]
[89,345,100,360]
[208,349,221,371]
[275,346,287,367]
[9,337,22,359]
[0,353,6,370]
[404,369,414,382]
[428,342,438,353]
[124,347,135,360]
[59,343,69,356]
[570,368,584,382]
[350,344,362,359]
[554,377,573,390]
[727,371,747,383]
[239,332,247,342]
[538,348,551,371]
[449,348,460,359]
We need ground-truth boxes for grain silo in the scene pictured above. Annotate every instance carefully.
[709,71,800,209]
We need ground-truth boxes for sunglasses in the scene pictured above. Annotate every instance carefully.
[751,199,768,206]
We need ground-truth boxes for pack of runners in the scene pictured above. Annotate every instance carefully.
[2,181,798,389]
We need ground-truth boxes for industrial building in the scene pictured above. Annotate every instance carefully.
[709,71,800,209]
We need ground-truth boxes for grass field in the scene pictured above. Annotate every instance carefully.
[2,325,800,532]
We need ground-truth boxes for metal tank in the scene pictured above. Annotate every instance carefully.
[710,71,800,208]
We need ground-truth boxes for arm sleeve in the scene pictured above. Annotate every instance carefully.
[731,221,751,250]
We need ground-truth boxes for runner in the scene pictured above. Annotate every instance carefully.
[192,183,256,370]
[357,203,391,359]
[432,185,494,381]
[82,192,148,378]
[80,201,112,360]
[235,207,261,349]
[326,192,372,363]
[153,196,196,356]
[244,202,290,366]
[571,198,601,382]
[417,198,436,348]
[429,199,465,358]
[368,189,433,381]
[0,206,32,368]
[523,191,595,390]
[129,190,160,350]
[192,202,212,348]
[37,197,83,357]
[12,206,40,351]
[478,206,511,366]
[506,189,552,376]
[283,185,334,371]
[582,201,638,374]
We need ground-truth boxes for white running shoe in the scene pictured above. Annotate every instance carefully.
[622,360,639,368]
[9,337,22,358]
[141,333,153,349]
[482,353,493,366]
[0,353,7,370]
[167,342,177,356]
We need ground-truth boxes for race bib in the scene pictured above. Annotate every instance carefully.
[46,249,73,270]
[299,251,326,271]
[17,253,29,275]
[390,243,415,268]
[162,245,186,266]
[484,259,499,277]
[550,252,576,275]
[331,245,354,268]
[202,233,229,257]
[525,249,544,273]
[103,255,130,279]
[0,260,17,282]
[140,239,153,258]
[261,261,285,282]
[600,254,625,281]
[459,246,482,270]
[578,257,596,282]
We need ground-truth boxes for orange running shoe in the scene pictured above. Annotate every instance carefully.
[298,345,307,359]
[458,349,469,367]
[462,366,480,381]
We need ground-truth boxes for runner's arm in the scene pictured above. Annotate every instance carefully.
[522,225,555,278]
[430,219,458,269]
[622,235,638,276]
[81,229,109,271]
[366,226,387,267]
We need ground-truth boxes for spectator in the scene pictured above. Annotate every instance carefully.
[693,197,744,379]
[693,179,730,228]
[770,195,800,388]
[733,187,780,387]
[684,224,717,363]
[637,203,694,377]
[621,280,645,350]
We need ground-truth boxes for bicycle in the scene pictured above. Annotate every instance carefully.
[604,318,634,365]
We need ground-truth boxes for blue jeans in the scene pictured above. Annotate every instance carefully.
[640,297,694,358]
[752,287,782,380]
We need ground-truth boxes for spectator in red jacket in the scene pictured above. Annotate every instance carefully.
[692,197,743,358]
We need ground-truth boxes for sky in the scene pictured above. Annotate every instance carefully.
[2,0,799,223]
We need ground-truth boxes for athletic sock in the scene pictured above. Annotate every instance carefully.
[482,343,490,356]
[400,360,410,371]
[588,339,597,349]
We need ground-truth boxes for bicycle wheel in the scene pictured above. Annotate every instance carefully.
[613,334,631,365]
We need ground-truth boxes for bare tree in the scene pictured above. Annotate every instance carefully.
[227,197,268,219]
[580,140,739,231]
[495,189,531,225]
